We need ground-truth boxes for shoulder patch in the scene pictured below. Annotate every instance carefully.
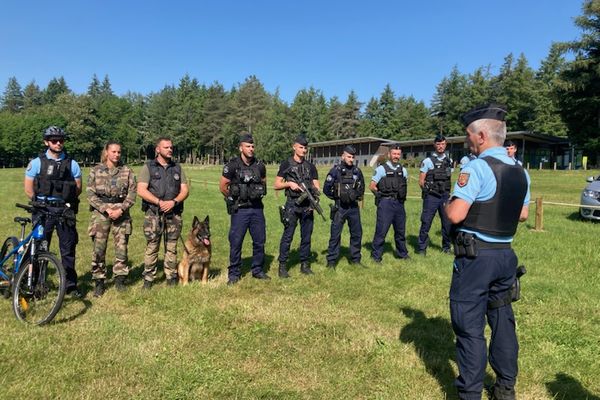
[457,172,470,188]
[326,175,333,182]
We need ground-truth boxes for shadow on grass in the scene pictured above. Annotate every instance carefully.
[239,254,275,277]
[53,297,92,324]
[546,372,600,400]
[567,210,600,223]
[399,307,494,399]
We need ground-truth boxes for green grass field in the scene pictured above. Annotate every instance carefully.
[0,165,598,399]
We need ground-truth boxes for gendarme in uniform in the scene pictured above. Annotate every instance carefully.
[137,137,188,288]
[323,145,365,268]
[24,126,83,297]
[87,142,137,296]
[446,104,530,400]
[220,133,269,284]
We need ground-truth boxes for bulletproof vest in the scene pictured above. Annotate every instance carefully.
[377,163,407,201]
[335,165,362,204]
[425,155,452,194]
[284,157,313,199]
[92,164,131,203]
[460,157,528,237]
[34,152,77,203]
[229,157,265,202]
[142,159,184,214]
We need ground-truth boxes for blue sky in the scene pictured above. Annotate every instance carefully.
[0,0,584,106]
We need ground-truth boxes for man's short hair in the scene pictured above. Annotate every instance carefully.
[155,136,172,146]
[434,134,446,143]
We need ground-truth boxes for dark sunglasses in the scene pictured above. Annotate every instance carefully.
[48,138,65,144]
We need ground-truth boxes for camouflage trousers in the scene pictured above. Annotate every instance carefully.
[88,210,132,280]
[143,212,183,282]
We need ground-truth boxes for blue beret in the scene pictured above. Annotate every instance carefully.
[461,103,507,127]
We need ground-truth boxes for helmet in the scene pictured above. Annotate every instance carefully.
[43,126,66,139]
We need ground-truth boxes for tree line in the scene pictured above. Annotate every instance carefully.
[1,0,598,167]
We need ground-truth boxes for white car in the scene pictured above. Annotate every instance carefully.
[580,176,600,221]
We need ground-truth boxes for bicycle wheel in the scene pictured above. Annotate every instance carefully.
[0,237,19,298]
[12,252,66,325]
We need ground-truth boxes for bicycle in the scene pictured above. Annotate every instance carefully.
[0,202,69,325]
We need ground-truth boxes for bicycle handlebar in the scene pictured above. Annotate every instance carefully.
[15,202,76,221]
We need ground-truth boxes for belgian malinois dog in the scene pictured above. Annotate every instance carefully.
[178,216,211,284]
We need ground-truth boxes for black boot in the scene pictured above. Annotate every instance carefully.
[278,263,290,279]
[167,276,179,286]
[300,262,314,275]
[114,275,127,292]
[142,280,153,290]
[93,279,105,298]
[488,384,516,400]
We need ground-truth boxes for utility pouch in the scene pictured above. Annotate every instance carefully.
[279,205,290,228]
[453,232,478,258]
[225,197,237,215]
[511,265,526,302]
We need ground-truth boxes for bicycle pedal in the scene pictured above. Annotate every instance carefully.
[19,296,29,312]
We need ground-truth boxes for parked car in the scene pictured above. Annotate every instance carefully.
[580,176,600,221]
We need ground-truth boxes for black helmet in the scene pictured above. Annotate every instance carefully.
[43,126,66,139]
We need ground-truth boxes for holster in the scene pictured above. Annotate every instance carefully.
[225,197,238,215]
[279,205,291,228]
[329,203,339,221]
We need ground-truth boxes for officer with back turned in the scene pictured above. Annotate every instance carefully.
[274,135,320,278]
[445,104,530,400]
[137,136,189,289]
[219,132,269,285]
[24,126,83,298]
[417,134,453,255]
[323,145,365,269]
[370,144,410,263]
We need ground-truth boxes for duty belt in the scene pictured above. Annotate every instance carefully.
[98,195,123,203]
[453,232,511,258]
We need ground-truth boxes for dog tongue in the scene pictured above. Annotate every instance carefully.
[203,238,210,246]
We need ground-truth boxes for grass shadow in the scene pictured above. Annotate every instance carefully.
[53,297,92,324]
[546,372,600,400]
[399,307,494,399]
[239,253,275,277]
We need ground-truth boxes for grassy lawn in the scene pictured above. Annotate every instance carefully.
[0,164,598,399]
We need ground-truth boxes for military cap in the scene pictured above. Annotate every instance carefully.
[461,103,507,127]
[294,135,309,146]
[389,143,402,150]
[434,134,446,143]
[239,132,254,144]
[343,145,356,155]
[504,139,516,147]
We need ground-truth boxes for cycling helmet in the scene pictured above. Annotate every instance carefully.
[43,126,66,139]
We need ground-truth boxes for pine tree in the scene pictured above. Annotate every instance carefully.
[1,77,24,112]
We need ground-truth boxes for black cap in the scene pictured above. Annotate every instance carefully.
[239,133,254,144]
[343,145,356,155]
[294,135,309,146]
[389,143,402,150]
[434,134,446,143]
[504,140,516,147]
[461,103,507,127]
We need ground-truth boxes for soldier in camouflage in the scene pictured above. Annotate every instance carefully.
[137,136,189,289]
[87,141,137,297]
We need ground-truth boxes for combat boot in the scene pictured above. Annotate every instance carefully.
[142,280,153,290]
[167,276,179,286]
[300,262,314,275]
[114,275,127,292]
[93,279,105,298]
[488,384,516,400]
[278,263,290,279]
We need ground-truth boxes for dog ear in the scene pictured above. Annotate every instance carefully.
[204,215,210,224]
[193,216,200,228]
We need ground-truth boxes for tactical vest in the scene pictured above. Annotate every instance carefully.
[34,152,78,204]
[142,159,184,214]
[335,165,362,204]
[229,157,266,203]
[425,155,452,194]
[284,157,313,199]
[377,163,407,201]
[460,157,527,237]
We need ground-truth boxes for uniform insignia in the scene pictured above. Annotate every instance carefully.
[223,166,229,174]
[173,173,180,180]
[326,175,333,182]
[457,172,470,187]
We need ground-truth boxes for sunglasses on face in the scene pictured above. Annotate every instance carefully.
[48,138,65,144]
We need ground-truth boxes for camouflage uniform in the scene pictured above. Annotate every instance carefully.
[138,162,186,282]
[87,163,137,280]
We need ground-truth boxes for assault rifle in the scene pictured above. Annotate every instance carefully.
[287,170,326,221]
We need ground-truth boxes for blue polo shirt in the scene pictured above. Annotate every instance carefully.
[371,161,408,184]
[452,146,531,242]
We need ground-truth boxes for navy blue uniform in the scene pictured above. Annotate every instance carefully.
[323,162,365,264]
[418,154,453,252]
[450,146,530,400]
[277,158,319,266]
[222,156,267,281]
[370,161,409,261]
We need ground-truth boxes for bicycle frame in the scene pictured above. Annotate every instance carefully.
[0,224,45,282]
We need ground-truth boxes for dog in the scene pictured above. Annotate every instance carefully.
[178,215,211,285]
